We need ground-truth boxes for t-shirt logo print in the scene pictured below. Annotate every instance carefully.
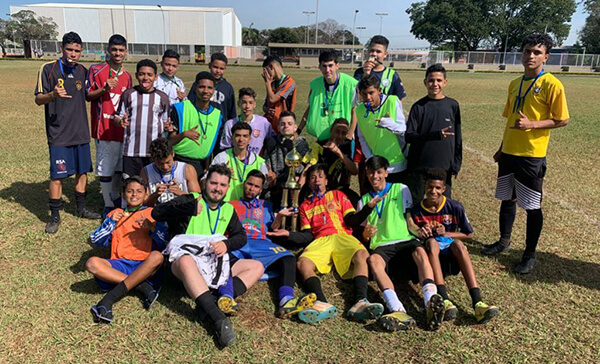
[109,92,121,109]
[534,86,542,95]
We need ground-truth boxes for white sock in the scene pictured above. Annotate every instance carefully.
[100,179,114,207]
[422,283,437,308]
[382,288,405,313]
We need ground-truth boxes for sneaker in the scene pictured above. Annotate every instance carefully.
[347,298,384,321]
[277,293,317,319]
[443,299,458,321]
[78,208,102,220]
[378,311,415,332]
[143,288,161,310]
[217,296,239,315]
[214,318,236,347]
[481,240,511,255]
[514,256,536,274]
[45,216,61,234]
[474,301,499,324]
[90,305,113,324]
[297,300,338,324]
[426,294,445,331]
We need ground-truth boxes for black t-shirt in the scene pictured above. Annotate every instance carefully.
[353,67,407,100]
[406,96,462,174]
[34,60,90,147]
[306,138,353,189]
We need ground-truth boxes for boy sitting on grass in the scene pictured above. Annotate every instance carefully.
[86,176,168,323]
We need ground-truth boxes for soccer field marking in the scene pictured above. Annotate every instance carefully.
[464,144,600,229]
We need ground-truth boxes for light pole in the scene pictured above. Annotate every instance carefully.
[302,11,315,43]
[122,0,129,41]
[356,26,366,60]
[157,5,166,53]
[351,9,359,65]
[315,0,319,44]
[375,12,388,34]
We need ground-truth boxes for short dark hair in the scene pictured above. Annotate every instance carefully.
[305,163,328,180]
[206,163,232,181]
[238,87,257,100]
[149,137,173,160]
[108,34,127,48]
[331,118,349,129]
[521,33,553,53]
[246,169,266,184]
[318,50,339,64]
[357,75,380,91]
[210,53,228,65]
[231,121,252,135]
[425,168,447,184]
[280,110,296,121]
[62,32,82,46]
[162,49,180,61]
[136,59,157,74]
[262,55,282,68]
[122,175,148,192]
[369,35,389,50]
[195,71,215,85]
[365,156,389,171]
[425,63,446,79]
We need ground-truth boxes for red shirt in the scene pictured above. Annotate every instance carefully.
[87,62,132,141]
[299,190,355,239]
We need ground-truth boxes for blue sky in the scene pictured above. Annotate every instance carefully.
[1,0,588,48]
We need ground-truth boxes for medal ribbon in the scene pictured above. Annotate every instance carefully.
[233,152,249,182]
[58,58,75,79]
[153,163,176,184]
[513,69,544,113]
[364,94,384,118]
[205,200,221,235]
[370,182,392,220]
[197,110,208,139]
[323,73,340,116]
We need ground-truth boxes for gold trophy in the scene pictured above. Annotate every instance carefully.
[281,146,303,231]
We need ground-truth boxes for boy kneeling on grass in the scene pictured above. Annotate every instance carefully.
[409,168,499,324]
[86,176,168,323]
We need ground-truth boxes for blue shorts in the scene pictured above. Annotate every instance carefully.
[436,236,455,253]
[49,143,92,179]
[95,258,163,292]
[232,239,293,281]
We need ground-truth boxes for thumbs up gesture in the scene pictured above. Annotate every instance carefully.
[510,111,534,130]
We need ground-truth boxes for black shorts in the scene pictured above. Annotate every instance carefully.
[495,153,546,210]
[123,156,152,179]
[373,239,423,266]
[174,154,208,180]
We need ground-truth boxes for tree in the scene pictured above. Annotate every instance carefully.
[579,0,600,54]
[6,10,58,58]
[268,27,300,44]
[0,19,8,57]
[242,27,266,46]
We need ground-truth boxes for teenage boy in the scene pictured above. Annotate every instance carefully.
[211,122,268,201]
[299,50,358,141]
[140,137,200,206]
[353,35,407,100]
[87,34,133,214]
[154,49,186,107]
[220,87,275,155]
[410,169,499,324]
[355,75,408,183]
[35,32,101,233]
[262,55,297,131]
[87,176,168,323]
[482,34,570,275]
[114,59,170,179]
[217,171,316,318]
[169,72,222,177]
[354,156,444,331]
[151,164,247,347]
[405,63,462,202]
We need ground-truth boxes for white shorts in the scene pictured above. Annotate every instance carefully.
[95,140,123,177]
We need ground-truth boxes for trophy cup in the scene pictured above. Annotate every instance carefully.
[281,146,303,231]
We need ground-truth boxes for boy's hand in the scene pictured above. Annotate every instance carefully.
[363,59,376,75]
[104,77,118,91]
[118,113,130,128]
[53,84,72,99]
[196,198,203,215]
[363,223,378,240]
[440,125,455,139]
[277,208,296,217]
[266,229,290,238]
[418,224,433,239]
[111,210,125,222]
[266,165,277,186]
[367,194,386,209]
[493,148,502,163]
[210,240,227,257]
[183,126,201,145]
[135,217,154,230]
[262,68,273,83]
[433,222,445,235]
[176,89,186,101]
[155,183,168,195]
[164,118,174,132]
[323,141,343,158]
[511,111,534,130]
[168,179,184,196]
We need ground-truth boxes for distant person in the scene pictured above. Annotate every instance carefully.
[154,49,186,107]
[34,31,101,233]
[262,55,297,131]
[482,34,570,275]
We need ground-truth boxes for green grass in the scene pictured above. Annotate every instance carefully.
[1,60,599,363]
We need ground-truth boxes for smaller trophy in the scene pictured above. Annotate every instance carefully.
[281,146,303,231]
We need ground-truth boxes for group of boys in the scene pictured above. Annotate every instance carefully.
[36,30,569,348]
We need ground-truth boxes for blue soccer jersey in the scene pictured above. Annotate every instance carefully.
[410,196,473,235]
[230,199,275,241]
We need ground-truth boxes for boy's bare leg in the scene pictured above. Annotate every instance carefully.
[450,240,478,289]
[368,253,393,291]
[86,257,127,284]
[412,246,434,284]
[426,239,446,286]
[122,251,164,290]
[171,255,210,298]
[231,259,264,292]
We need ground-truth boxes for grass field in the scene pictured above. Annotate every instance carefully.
[0,60,599,363]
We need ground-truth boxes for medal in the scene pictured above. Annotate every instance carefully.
[123,212,131,217]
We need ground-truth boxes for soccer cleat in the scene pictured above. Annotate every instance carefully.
[443,299,458,321]
[277,293,317,319]
[143,288,161,310]
[347,298,384,321]
[378,311,416,332]
[214,318,236,347]
[474,301,499,324]
[90,305,113,324]
[515,256,536,274]
[217,296,239,315]
[426,294,445,331]
[297,300,338,324]
[78,208,102,220]
[45,216,61,234]
[481,240,511,255]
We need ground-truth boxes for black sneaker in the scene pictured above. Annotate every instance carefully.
[215,318,236,347]
[143,288,161,310]
[515,256,536,274]
[481,241,511,255]
[78,208,102,220]
[45,216,61,234]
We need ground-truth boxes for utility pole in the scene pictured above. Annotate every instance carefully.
[303,10,315,43]
[351,9,359,65]
[375,12,388,34]
[315,0,319,44]
[157,4,166,53]
[122,0,129,41]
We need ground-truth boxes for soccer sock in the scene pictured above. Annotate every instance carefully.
[100,178,114,207]
[436,284,450,300]
[232,276,247,298]
[304,276,327,302]
[421,279,437,308]
[195,291,226,323]
[135,281,154,297]
[218,276,234,298]
[469,287,482,308]
[74,191,87,213]
[278,255,296,288]
[353,275,369,302]
[499,200,517,244]
[97,281,128,309]
[525,209,543,258]
[111,173,122,201]
[278,285,294,307]
[382,288,406,313]
[49,198,62,219]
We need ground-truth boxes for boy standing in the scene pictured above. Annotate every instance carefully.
[87,34,133,214]
[35,32,101,233]
[262,55,297,131]
[154,49,186,107]
[405,64,461,202]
